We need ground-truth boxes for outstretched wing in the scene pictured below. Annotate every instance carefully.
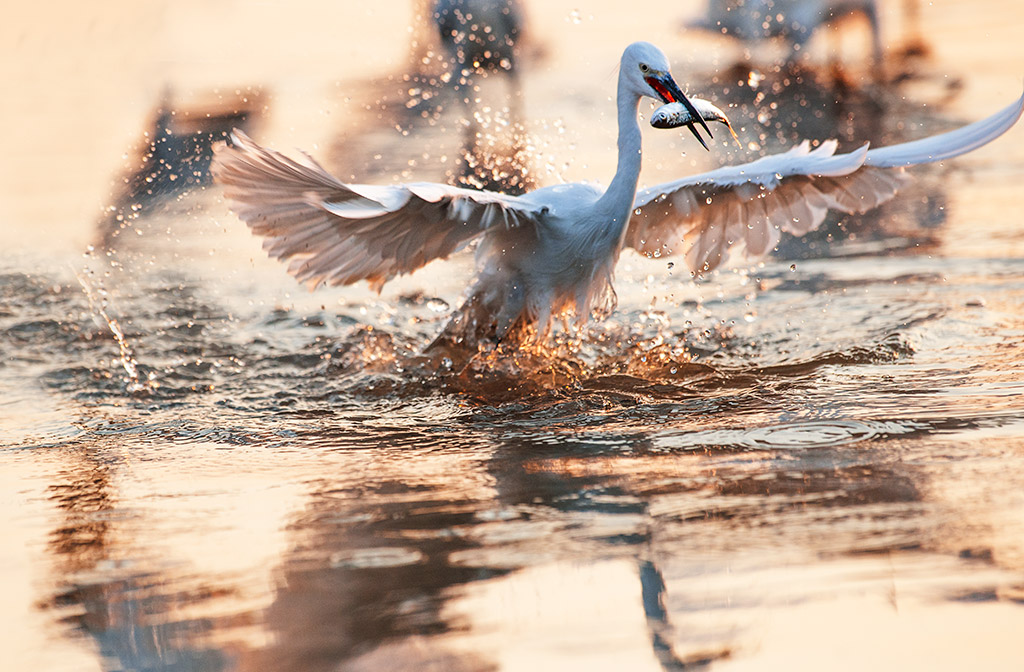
[211,130,542,291]
[627,91,1024,275]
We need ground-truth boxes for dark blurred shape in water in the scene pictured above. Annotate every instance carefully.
[37,447,230,671]
[430,0,533,195]
[337,0,536,195]
[96,88,264,248]
[640,559,735,668]
[685,0,932,83]
[687,0,882,64]
[433,0,523,85]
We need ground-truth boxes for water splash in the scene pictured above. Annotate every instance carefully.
[75,267,156,395]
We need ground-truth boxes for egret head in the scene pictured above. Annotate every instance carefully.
[621,41,713,150]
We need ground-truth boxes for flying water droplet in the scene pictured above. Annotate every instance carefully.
[426,298,450,313]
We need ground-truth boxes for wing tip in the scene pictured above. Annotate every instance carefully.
[865,88,1024,168]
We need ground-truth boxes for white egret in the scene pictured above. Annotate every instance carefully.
[211,42,1023,348]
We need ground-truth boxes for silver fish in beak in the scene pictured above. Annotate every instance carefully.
[644,71,714,150]
[650,100,741,146]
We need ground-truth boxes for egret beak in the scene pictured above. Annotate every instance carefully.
[645,72,713,150]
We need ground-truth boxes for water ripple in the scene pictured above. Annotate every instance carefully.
[667,418,929,451]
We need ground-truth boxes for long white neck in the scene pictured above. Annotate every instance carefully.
[595,73,643,222]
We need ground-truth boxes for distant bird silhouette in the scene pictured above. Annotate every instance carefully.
[433,0,523,85]
[97,91,261,247]
[431,0,531,194]
[687,0,883,67]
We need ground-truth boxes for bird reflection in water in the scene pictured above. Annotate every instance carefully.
[223,422,927,671]
[39,446,229,671]
[29,360,1013,671]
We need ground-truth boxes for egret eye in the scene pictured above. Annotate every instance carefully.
[639,63,650,73]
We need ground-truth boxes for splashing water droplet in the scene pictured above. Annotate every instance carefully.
[75,271,155,394]
[426,298,450,313]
